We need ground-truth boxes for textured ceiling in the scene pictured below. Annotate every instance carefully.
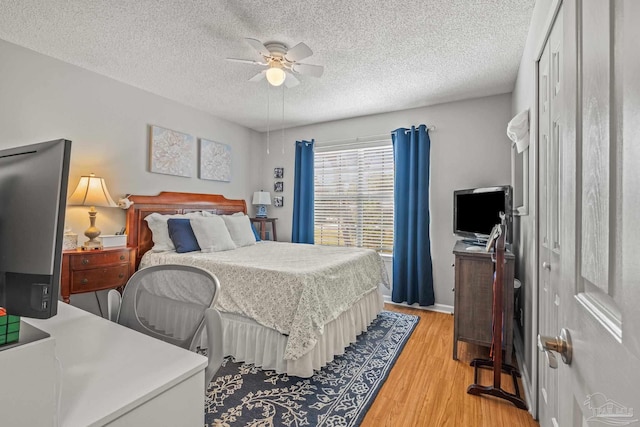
[0,0,534,132]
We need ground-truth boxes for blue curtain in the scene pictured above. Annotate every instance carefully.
[391,125,434,306]
[292,139,315,243]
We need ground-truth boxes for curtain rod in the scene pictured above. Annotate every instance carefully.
[316,138,391,151]
[315,125,436,147]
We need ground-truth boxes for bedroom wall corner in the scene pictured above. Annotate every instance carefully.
[257,93,513,309]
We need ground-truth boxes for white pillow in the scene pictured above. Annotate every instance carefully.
[222,214,256,247]
[190,216,237,252]
[145,212,203,252]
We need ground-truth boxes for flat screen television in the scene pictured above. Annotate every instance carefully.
[453,186,512,244]
[0,139,72,318]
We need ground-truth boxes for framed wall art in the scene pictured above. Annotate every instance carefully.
[149,125,194,177]
[199,138,232,182]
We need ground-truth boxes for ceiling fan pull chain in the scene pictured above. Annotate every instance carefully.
[266,84,270,155]
[282,84,285,155]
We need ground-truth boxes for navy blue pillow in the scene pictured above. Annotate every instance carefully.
[251,223,261,242]
[167,218,200,253]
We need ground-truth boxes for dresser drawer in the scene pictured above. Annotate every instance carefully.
[70,249,130,270]
[70,264,130,293]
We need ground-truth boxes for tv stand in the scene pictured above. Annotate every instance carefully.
[452,241,514,364]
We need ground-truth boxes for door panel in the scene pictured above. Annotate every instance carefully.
[537,7,562,426]
[555,0,640,425]
[574,0,620,341]
[620,0,640,360]
[579,0,611,295]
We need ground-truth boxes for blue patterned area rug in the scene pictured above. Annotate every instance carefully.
[205,310,419,427]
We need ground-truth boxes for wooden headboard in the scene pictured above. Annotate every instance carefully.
[125,192,247,268]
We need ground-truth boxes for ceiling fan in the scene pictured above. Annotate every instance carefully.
[226,38,324,88]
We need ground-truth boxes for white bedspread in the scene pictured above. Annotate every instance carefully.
[139,242,389,360]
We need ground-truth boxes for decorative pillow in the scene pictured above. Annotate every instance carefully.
[190,216,237,252]
[145,212,203,252]
[167,219,200,253]
[222,214,257,247]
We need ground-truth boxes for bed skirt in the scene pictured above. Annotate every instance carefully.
[220,288,384,378]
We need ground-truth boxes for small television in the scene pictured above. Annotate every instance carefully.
[453,186,513,244]
[0,139,72,318]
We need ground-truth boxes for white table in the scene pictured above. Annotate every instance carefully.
[24,303,207,426]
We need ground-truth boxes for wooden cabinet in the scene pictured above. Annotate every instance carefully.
[61,247,136,303]
[452,241,514,363]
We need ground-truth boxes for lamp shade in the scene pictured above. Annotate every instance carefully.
[252,191,272,206]
[68,173,118,207]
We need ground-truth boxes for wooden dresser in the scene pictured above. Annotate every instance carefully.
[60,247,136,303]
[452,241,515,363]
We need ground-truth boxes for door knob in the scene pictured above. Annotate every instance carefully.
[542,262,551,270]
[538,328,572,369]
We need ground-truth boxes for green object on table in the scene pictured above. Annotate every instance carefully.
[0,308,20,346]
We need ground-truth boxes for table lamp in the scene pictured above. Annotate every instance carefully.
[252,191,271,218]
[67,173,118,250]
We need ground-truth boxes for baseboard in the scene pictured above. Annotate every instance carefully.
[514,326,536,419]
[382,296,454,314]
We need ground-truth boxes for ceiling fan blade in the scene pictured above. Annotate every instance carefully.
[292,63,324,78]
[226,58,267,66]
[284,71,300,88]
[248,71,266,82]
[245,38,271,57]
[285,42,313,62]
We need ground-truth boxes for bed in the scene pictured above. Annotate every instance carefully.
[126,192,388,377]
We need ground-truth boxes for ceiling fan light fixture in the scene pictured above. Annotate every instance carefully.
[229,38,322,87]
[266,67,286,86]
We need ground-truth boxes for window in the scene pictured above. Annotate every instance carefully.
[314,143,394,254]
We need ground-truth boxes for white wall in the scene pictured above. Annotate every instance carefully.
[256,93,513,308]
[0,39,260,311]
[511,0,554,396]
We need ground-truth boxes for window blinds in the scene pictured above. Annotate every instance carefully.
[314,144,394,254]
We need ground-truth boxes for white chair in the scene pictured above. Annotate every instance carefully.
[108,264,224,387]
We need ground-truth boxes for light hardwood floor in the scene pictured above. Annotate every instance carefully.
[362,304,539,427]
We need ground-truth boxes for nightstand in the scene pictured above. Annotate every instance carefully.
[60,247,136,303]
[250,217,278,241]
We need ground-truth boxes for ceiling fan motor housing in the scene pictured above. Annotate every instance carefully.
[264,42,287,57]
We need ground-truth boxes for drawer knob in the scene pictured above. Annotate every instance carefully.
[82,259,89,265]
[81,278,89,285]
[118,273,124,279]
[120,255,125,261]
